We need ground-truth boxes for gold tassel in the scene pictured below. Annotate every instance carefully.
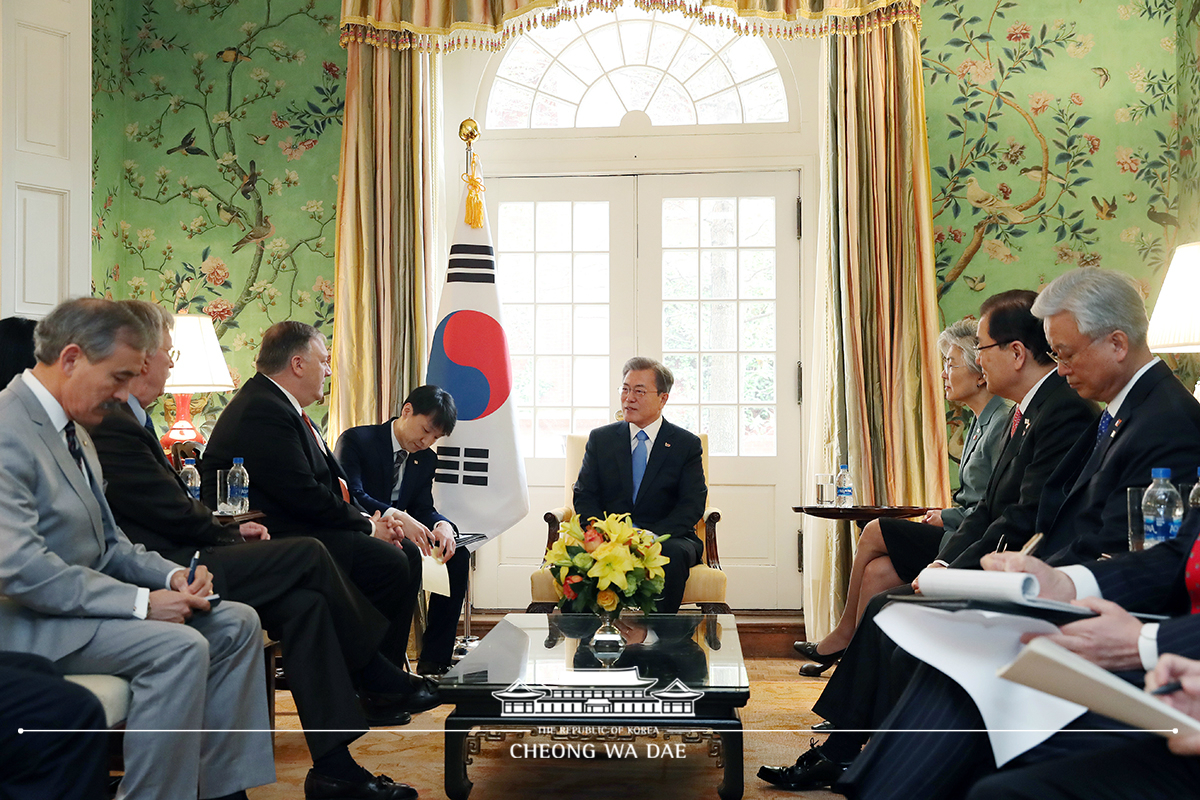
[463,154,486,229]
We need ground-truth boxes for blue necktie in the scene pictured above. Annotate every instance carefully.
[1095,410,1113,445]
[631,430,649,503]
[144,415,156,437]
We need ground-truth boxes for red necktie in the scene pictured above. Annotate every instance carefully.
[1009,406,1023,438]
[301,412,326,453]
[1186,535,1200,614]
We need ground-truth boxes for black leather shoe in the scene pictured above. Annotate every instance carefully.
[304,768,418,800]
[416,659,451,677]
[361,676,443,716]
[358,695,412,728]
[757,739,847,791]
[793,641,846,665]
[811,720,835,732]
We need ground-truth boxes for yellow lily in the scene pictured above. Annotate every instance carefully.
[587,540,636,591]
[636,538,670,581]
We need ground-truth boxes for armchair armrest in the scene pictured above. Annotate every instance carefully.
[543,506,574,551]
[701,507,722,569]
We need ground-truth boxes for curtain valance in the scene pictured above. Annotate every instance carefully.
[340,0,921,53]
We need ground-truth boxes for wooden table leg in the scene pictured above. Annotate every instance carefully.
[717,728,744,800]
[444,728,472,800]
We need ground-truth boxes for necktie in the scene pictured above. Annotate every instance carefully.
[1009,406,1023,438]
[631,430,649,502]
[143,414,157,437]
[1095,410,1113,445]
[1187,534,1200,614]
[392,450,409,501]
[64,421,85,472]
[301,412,326,453]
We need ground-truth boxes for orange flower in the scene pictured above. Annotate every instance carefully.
[583,526,604,553]
[562,574,583,600]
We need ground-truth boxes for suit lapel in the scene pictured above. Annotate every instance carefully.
[615,422,634,499]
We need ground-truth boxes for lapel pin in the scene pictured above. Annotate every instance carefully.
[664,442,671,447]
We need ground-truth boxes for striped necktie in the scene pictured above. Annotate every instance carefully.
[1009,406,1023,438]
[392,450,409,502]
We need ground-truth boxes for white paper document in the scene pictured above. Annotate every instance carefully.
[876,602,1087,766]
[422,554,452,597]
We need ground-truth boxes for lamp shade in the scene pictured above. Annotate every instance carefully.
[1148,242,1200,353]
[164,314,235,392]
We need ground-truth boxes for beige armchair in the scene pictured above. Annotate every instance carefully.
[528,433,730,614]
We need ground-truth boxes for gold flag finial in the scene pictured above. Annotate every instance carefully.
[459,118,480,145]
[459,119,484,228]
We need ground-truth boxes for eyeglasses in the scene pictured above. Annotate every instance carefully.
[619,386,660,399]
[977,340,1012,352]
[168,348,181,363]
[1047,335,1104,367]
[942,358,970,371]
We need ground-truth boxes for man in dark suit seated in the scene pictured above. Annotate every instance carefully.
[573,356,707,614]
[0,650,107,800]
[201,321,427,691]
[88,301,423,800]
[335,385,466,676]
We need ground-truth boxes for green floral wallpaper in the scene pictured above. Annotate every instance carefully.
[92,0,344,432]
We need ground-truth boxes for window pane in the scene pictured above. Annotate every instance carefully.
[670,404,699,434]
[662,302,699,350]
[532,94,577,128]
[685,59,734,100]
[739,249,775,298]
[619,20,652,65]
[741,354,775,403]
[742,72,788,123]
[559,39,604,85]
[573,356,609,405]
[503,303,534,353]
[574,203,609,252]
[541,63,588,104]
[647,24,686,70]
[740,300,775,351]
[700,301,737,350]
[739,197,774,246]
[663,353,698,402]
[573,305,608,355]
[574,407,610,435]
[609,66,662,112]
[696,88,741,125]
[645,76,697,126]
[574,253,609,299]
[535,253,572,302]
[487,79,534,129]
[700,405,737,456]
[498,253,535,303]
[662,197,698,247]
[512,355,534,405]
[587,25,623,72]
[662,250,698,299]
[517,407,534,457]
[741,406,776,456]
[535,304,572,354]
[670,36,713,83]
[497,38,553,87]
[700,353,737,403]
[699,249,737,298]
[720,37,776,82]
[535,203,572,250]
[700,197,737,247]
[535,356,571,404]
[577,79,625,128]
[498,203,534,251]
[535,407,570,457]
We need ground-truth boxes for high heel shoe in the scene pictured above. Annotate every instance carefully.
[793,641,845,676]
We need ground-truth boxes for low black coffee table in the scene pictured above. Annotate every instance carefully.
[439,612,750,800]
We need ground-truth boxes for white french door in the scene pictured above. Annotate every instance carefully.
[473,171,802,610]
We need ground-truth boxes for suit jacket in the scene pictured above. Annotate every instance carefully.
[333,420,454,532]
[86,403,242,565]
[1036,360,1200,565]
[0,377,179,660]
[573,418,706,554]
[939,372,1099,568]
[201,373,371,536]
[941,393,1011,533]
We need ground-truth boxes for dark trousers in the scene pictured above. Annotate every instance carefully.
[0,651,107,800]
[201,537,389,760]
[420,546,471,667]
[277,528,422,669]
[656,535,702,614]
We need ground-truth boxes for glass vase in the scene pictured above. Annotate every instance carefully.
[588,609,626,667]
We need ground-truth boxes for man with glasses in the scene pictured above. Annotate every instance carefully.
[573,356,707,613]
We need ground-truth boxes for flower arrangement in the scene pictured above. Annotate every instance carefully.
[544,513,671,615]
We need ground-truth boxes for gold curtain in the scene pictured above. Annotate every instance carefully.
[330,44,441,439]
[339,0,922,52]
[801,20,948,640]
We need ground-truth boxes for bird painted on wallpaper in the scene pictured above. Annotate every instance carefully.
[1124,192,1138,203]
[248,133,269,145]
[1091,196,1118,220]
[1019,165,1066,185]
[1092,67,1110,88]
[1147,206,1179,228]
[965,177,1025,223]
[217,201,245,230]
[231,216,273,253]
[239,161,260,199]
[216,47,251,63]
[167,128,208,157]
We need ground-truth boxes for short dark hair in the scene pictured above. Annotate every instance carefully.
[622,356,674,394]
[256,321,322,374]
[0,316,37,387]
[33,298,155,366]
[403,384,457,436]
[980,289,1053,366]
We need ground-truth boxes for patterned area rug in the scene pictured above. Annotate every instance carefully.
[249,658,842,799]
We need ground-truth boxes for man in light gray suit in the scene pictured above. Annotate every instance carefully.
[0,298,275,800]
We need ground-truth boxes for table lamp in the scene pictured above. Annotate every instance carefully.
[160,313,235,449]
[1147,241,1200,400]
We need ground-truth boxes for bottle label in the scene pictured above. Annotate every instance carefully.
[1144,515,1182,548]
[188,486,201,500]
[837,487,852,497]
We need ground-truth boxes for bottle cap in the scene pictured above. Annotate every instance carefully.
[839,464,848,470]
[233,457,244,465]
[184,458,195,466]
[1151,468,1171,480]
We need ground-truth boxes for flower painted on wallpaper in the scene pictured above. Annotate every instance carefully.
[149,75,165,89]
[997,183,1012,200]
[296,290,311,307]
[203,299,235,323]
[183,216,207,236]
[123,159,138,171]
[949,228,964,243]
[933,225,946,244]
[1120,226,1142,243]
[240,21,258,34]
[269,40,287,54]
[216,152,237,167]
[1115,147,1141,173]
[1128,64,1149,94]
[1002,138,1026,165]
[1006,23,1031,42]
[169,95,182,112]
[1054,244,1078,265]
[313,277,335,301]
[268,179,284,196]
[1118,4,1133,20]
[982,239,1017,264]
[193,52,208,64]
[1170,112,1181,131]
[284,169,300,186]
[1115,107,1132,123]
[250,68,270,82]
[279,137,318,161]
[229,365,243,389]
[125,122,139,140]
[270,111,289,129]
[267,238,289,255]
[322,61,341,80]
[155,166,171,180]
[1070,93,1084,106]
[1077,252,1102,268]
[201,255,229,285]
[128,276,147,291]
[137,228,156,247]
[192,187,214,204]
[1066,34,1094,59]
[212,111,233,126]
[1084,134,1101,154]
[957,60,995,84]
[1162,37,1176,53]
[302,199,324,219]
[293,50,307,64]
[1028,92,1053,116]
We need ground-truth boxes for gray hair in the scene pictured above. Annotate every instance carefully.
[937,318,982,373]
[257,320,322,374]
[622,356,674,394]
[117,300,172,348]
[33,298,156,365]
[1031,267,1148,347]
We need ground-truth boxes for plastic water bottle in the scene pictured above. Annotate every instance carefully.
[180,458,201,501]
[835,464,855,508]
[227,457,250,514]
[1189,467,1200,508]
[1142,468,1183,549]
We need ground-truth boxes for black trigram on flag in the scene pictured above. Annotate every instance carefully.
[435,445,489,486]
[446,243,495,284]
